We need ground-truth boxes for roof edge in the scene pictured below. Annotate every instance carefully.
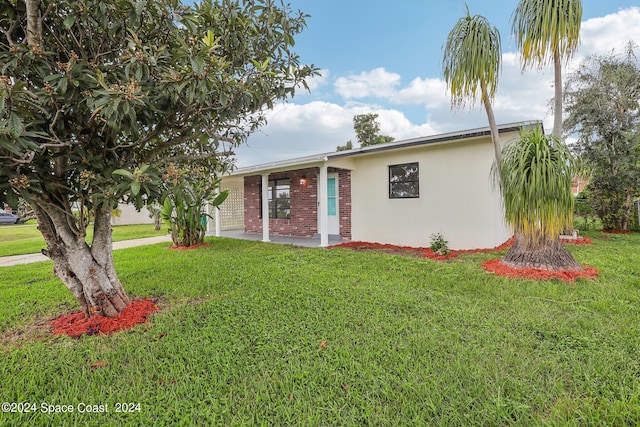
[228,120,542,176]
[328,120,541,160]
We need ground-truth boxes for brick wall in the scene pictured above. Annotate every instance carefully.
[244,167,351,239]
[331,168,352,240]
[244,175,263,234]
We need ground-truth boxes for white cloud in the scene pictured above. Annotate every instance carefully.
[376,109,439,140]
[236,102,355,166]
[393,77,449,109]
[578,7,640,60]
[261,101,350,130]
[334,68,401,99]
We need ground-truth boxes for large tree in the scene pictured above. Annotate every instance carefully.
[0,0,315,317]
[495,127,582,271]
[442,7,503,165]
[511,0,582,139]
[564,45,640,230]
[353,113,394,147]
[336,113,394,151]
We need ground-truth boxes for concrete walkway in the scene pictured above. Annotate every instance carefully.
[0,235,173,267]
[218,229,343,248]
[0,232,342,267]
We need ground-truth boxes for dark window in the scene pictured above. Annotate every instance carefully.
[267,179,291,219]
[389,163,419,198]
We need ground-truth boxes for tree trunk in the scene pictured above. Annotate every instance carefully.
[621,189,633,231]
[32,197,131,318]
[481,85,502,166]
[552,50,563,139]
[501,234,582,272]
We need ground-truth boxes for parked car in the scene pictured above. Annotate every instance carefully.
[0,211,22,224]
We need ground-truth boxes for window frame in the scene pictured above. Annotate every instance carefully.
[388,162,420,199]
[264,178,291,219]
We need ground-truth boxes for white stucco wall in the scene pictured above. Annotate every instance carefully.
[348,134,513,250]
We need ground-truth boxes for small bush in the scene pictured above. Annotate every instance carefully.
[429,233,450,256]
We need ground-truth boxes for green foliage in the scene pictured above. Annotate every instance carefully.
[0,0,316,230]
[442,7,501,109]
[0,0,316,306]
[564,45,640,230]
[512,0,582,137]
[336,140,353,152]
[442,6,503,165]
[159,165,228,247]
[494,126,576,244]
[511,0,582,69]
[573,190,598,230]
[1,233,640,425]
[588,174,637,230]
[373,134,395,145]
[354,113,382,147]
[429,233,450,255]
[337,114,394,151]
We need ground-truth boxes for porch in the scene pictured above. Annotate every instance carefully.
[215,229,344,248]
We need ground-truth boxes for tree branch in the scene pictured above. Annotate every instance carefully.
[2,18,19,47]
[0,151,35,165]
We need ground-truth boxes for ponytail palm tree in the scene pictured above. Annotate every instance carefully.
[443,8,503,164]
[512,0,582,138]
[494,127,582,271]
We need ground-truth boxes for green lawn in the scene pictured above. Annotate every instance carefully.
[1,232,639,426]
[0,223,167,257]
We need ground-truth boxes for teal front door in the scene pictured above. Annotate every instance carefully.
[327,174,339,235]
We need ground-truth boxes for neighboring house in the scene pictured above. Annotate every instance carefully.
[218,121,541,250]
[571,177,588,196]
[111,204,154,226]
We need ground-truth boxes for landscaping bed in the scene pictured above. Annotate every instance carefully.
[332,236,598,282]
[50,299,158,338]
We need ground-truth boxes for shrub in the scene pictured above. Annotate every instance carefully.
[429,233,450,256]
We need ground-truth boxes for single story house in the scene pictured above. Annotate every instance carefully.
[216,121,541,250]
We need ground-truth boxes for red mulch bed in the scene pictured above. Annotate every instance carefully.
[331,237,516,261]
[482,259,599,283]
[50,299,157,338]
[168,243,212,250]
[602,229,634,234]
[332,236,591,260]
[332,237,598,282]
[560,236,592,245]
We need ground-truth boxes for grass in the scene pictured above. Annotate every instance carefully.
[1,231,640,425]
[0,223,167,257]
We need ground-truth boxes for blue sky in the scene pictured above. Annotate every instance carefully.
[230,1,640,167]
